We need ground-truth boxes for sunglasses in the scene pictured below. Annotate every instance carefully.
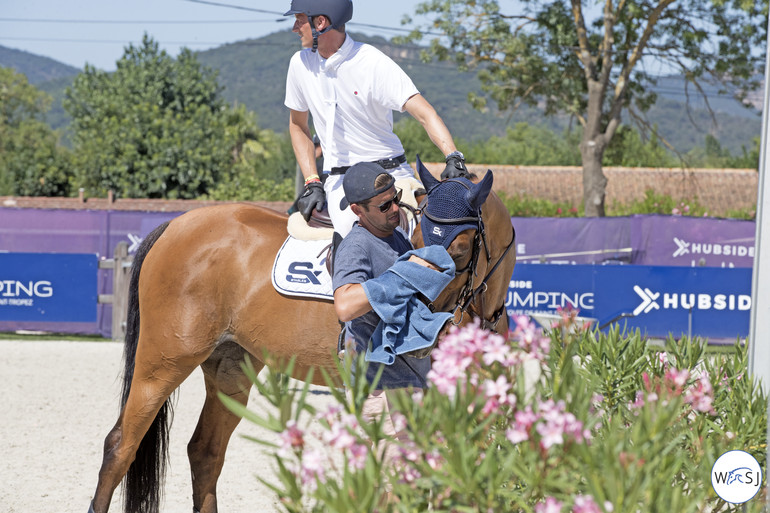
[375,189,402,213]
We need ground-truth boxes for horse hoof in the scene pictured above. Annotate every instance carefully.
[87,502,96,513]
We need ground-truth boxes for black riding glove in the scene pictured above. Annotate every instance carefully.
[441,151,469,180]
[297,181,326,221]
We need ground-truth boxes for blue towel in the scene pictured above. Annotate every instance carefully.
[361,246,456,364]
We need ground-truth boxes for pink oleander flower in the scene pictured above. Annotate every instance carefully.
[665,368,690,389]
[347,442,369,470]
[684,374,715,414]
[391,411,407,433]
[506,425,529,444]
[512,315,550,360]
[482,397,501,416]
[299,448,326,490]
[323,416,358,451]
[506,405,537,444]
[429,319,520,397]
[556,305,579,326]
[508,400,590,450]
[515,405,538,429]
[572,495,602,513]
[425,449,444,471]
[482,331,511,366]
[278,420,304,457]
[318,404,344,425]
[400,465,421,484]
[590,393,604,414]
[536,496,564,513]
[399,443,421,464]
[484,374,511,402]
[536,420,565,449]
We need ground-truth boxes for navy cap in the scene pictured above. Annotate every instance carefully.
[339,162,395,210]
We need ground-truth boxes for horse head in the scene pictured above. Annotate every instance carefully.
[413,156,516,334]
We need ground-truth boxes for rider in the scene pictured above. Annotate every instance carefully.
[284,0,469,236]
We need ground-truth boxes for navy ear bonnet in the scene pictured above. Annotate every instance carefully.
[415,155,494,249]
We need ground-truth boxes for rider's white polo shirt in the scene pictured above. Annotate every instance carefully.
[285,35,421,235]
[284,35,419,170]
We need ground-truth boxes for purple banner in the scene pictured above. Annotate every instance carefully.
[628,215,755,268]
[0,208,758,337]
[511,217,633,265]
[0,208,181,337]
[512,215,755,268]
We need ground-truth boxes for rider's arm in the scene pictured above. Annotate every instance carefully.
[403,93,457,157]
[334,283,372,322]
[289,109,320,181]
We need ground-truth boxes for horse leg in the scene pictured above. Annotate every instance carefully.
[188,341,261,513]
[90,351,202,513]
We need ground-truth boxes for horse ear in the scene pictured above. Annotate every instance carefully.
[467,170,494,210]
[416,154,440,190]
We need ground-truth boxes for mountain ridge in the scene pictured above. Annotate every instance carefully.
[0,31,762,154]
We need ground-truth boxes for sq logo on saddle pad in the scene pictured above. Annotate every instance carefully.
[271,236,334,300]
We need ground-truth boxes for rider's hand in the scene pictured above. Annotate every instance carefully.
[441,151,469,180]
[297,181,326,221]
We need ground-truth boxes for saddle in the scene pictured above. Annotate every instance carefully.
[274,178,425,301]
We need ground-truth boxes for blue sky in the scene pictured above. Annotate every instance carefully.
[0,0,429,71]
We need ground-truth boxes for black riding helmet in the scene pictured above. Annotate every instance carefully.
[284,0,353,52]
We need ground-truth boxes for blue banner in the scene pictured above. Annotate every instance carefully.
[0,253,98,322]
[507,264,752,341]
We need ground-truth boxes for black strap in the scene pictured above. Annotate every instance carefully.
[329,154,406,175]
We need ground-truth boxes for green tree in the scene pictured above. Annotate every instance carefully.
[207,107,296,201]
[64,35,256,199]
[0,67,72,196]
[466,122,582,165]
[682,134,761,169]
[603,125,675,167]
[394,116,449,163]
[402,0,767,216]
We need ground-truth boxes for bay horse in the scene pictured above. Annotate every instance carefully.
[88,162,516,513]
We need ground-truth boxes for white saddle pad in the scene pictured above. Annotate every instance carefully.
[271,236,334,300]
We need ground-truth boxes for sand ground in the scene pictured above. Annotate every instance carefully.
[0,339,336,513]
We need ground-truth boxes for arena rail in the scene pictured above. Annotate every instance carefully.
[97,241,133,341]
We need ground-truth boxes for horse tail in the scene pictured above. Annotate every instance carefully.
[120,221,172,513]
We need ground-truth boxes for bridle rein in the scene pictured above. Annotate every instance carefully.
[417,185,516,332]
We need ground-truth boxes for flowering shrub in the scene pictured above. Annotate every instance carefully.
[222,314,767,512]
[609,189,708,217]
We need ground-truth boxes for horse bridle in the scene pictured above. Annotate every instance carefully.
[417,183,516,332]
